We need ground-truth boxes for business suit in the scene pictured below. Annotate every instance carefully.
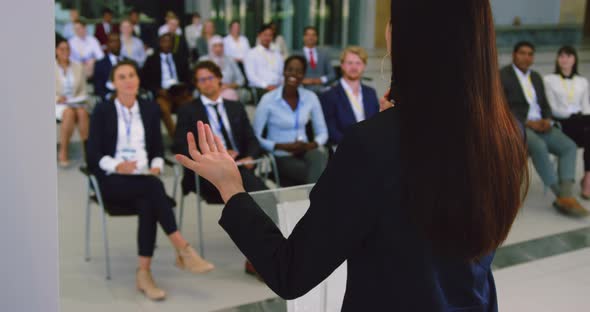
[500,65,577,190]
[141,52,190,96]
[297,47,335,93]
[87,99,177,257]
[173,97,268,202]
[219,107,498,311]
[320,81,379,145]
[94,22,119,47]
[92,54,128,100]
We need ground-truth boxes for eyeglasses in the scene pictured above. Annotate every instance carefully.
[197,75,217,83]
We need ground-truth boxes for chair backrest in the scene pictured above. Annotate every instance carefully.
[277,200,347,312]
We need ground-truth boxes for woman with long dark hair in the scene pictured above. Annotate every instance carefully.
[544,46,590,198]
[176,1,528,310]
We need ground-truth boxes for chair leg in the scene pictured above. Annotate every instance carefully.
[101,208,111,280]
[195,174,205,258]
[85,182,92,262]
[178,193,185,232]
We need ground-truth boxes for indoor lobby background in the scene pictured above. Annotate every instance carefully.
[5,0,590,311]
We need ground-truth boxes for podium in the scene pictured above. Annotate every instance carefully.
[250,184,347,312]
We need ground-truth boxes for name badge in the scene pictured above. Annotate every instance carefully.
[120,147,137,161]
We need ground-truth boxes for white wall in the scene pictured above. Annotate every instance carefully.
[0,1,59,311]
[491,0,561,25]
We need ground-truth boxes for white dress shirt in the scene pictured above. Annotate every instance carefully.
[185,23,203,50]
[544,73,590,119]
[201,95,239,152]
[68,35,104,63]
[102,22,111,34]
[340,78,365,122]
[160,53,178,89]
[158,24,182,36]
[223,35,251,61]
[99,100,164,175]
[513,64,543,121]
[244,45,283,88]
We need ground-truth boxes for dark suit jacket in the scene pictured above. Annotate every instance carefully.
[134,23,157,49]
[173,98,262,194]
[219,107,498,311]
[141,51,190,96]
[94,22,119,47]
[500,65,553,123]
[295,48,336,83]
[320,82,380,145]
[87,99,163,177]
[93,55,129,100]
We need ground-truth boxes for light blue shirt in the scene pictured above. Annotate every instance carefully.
[253,86,328,156]
[121,36,147,67]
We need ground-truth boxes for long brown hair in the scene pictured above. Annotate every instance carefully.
[390,0,528,260]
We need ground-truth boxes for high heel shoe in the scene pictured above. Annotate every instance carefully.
[581,179,590,200]
[175,244,215,274]
[136,269,166,301]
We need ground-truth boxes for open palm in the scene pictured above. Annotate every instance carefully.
[175,121,245,202]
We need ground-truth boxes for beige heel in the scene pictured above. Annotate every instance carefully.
[175,244,215,274]
[136,269,166,301]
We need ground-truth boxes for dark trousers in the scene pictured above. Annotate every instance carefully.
[559,114,590,171]
[198,167,269,203]
[98,174,178,257]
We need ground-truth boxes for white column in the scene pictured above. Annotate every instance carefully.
[359,0,376,49]
[0,1,59,311]
[342,0,350,48]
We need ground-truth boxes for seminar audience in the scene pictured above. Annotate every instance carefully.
[68,20,104,78]
[87,60,213,301]
[545,46,590,199]
[299,26,335,93]
[199,35,245,101]
[245,23,284,95]
[119,19,147,67]
[196,20,217,57]
[55,38,89,167]
[500,41,586,217]
[94,7,118,50]
[320,46,379,145]
[253,55,329,186]
[93,32,126,100]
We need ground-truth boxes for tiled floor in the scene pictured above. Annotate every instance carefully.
[58,50,590,311]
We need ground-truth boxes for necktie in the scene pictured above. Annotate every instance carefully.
[309,49,317,69]
[213,104,233,150]
[166,54,177,81]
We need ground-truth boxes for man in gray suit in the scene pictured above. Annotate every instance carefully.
[298,26,335,94]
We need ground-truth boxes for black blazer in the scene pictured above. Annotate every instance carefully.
[219,108,498,311]
[320,82,380,145]
[141,51,190,96]
[173,97,262,194]
[87,99,164,177]
[500,65,553,123]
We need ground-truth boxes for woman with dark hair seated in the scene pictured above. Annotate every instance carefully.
[545,46,590,198]
[86,60,213,301]
[55,38,89,167]
[253,55,329,185]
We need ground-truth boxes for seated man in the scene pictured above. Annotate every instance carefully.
[173,60,268,202]
[68,20,104,78]
[244,23,283,99]
[298,26,335,94]
[320,46,379,146]
[94,7,119,50]
[93,32,127,100]
[501,41,586,217]
[141,33,190,138]
[199,35,245,101]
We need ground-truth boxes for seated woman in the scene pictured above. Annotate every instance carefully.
[55,38,89,167]
[198,35,245,101]
[119,19,147,67]
[253,55,329,185]
[86,60,214,301]
[545,46,590,198]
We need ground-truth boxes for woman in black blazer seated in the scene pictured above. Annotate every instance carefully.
[176,1,528,310]
[87,60,213,301]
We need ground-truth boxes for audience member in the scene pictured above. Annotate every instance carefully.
[119,19,147,67]
[93,33,127,100]
[55,39,89,167]
[162,16,189,64]
[94,7,119,50]
[61,9,79,39]
[298,26,335,93]
[86,60,214,301]
[196,20,217,57]
[256,21,288,60]
[223,20,251,70]
[185,12,203,62]
[129,8,157,50]
[141,33,190,138]
[545,46,590,198]
[68,20,104,78]
[244,23,283,95]
[199,35,245,101]
[253,55,329,185]
[158,11,182,36]
[501,41,587,216]
[320,46,379,145]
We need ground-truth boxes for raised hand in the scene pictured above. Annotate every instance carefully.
[175,121,245,202]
